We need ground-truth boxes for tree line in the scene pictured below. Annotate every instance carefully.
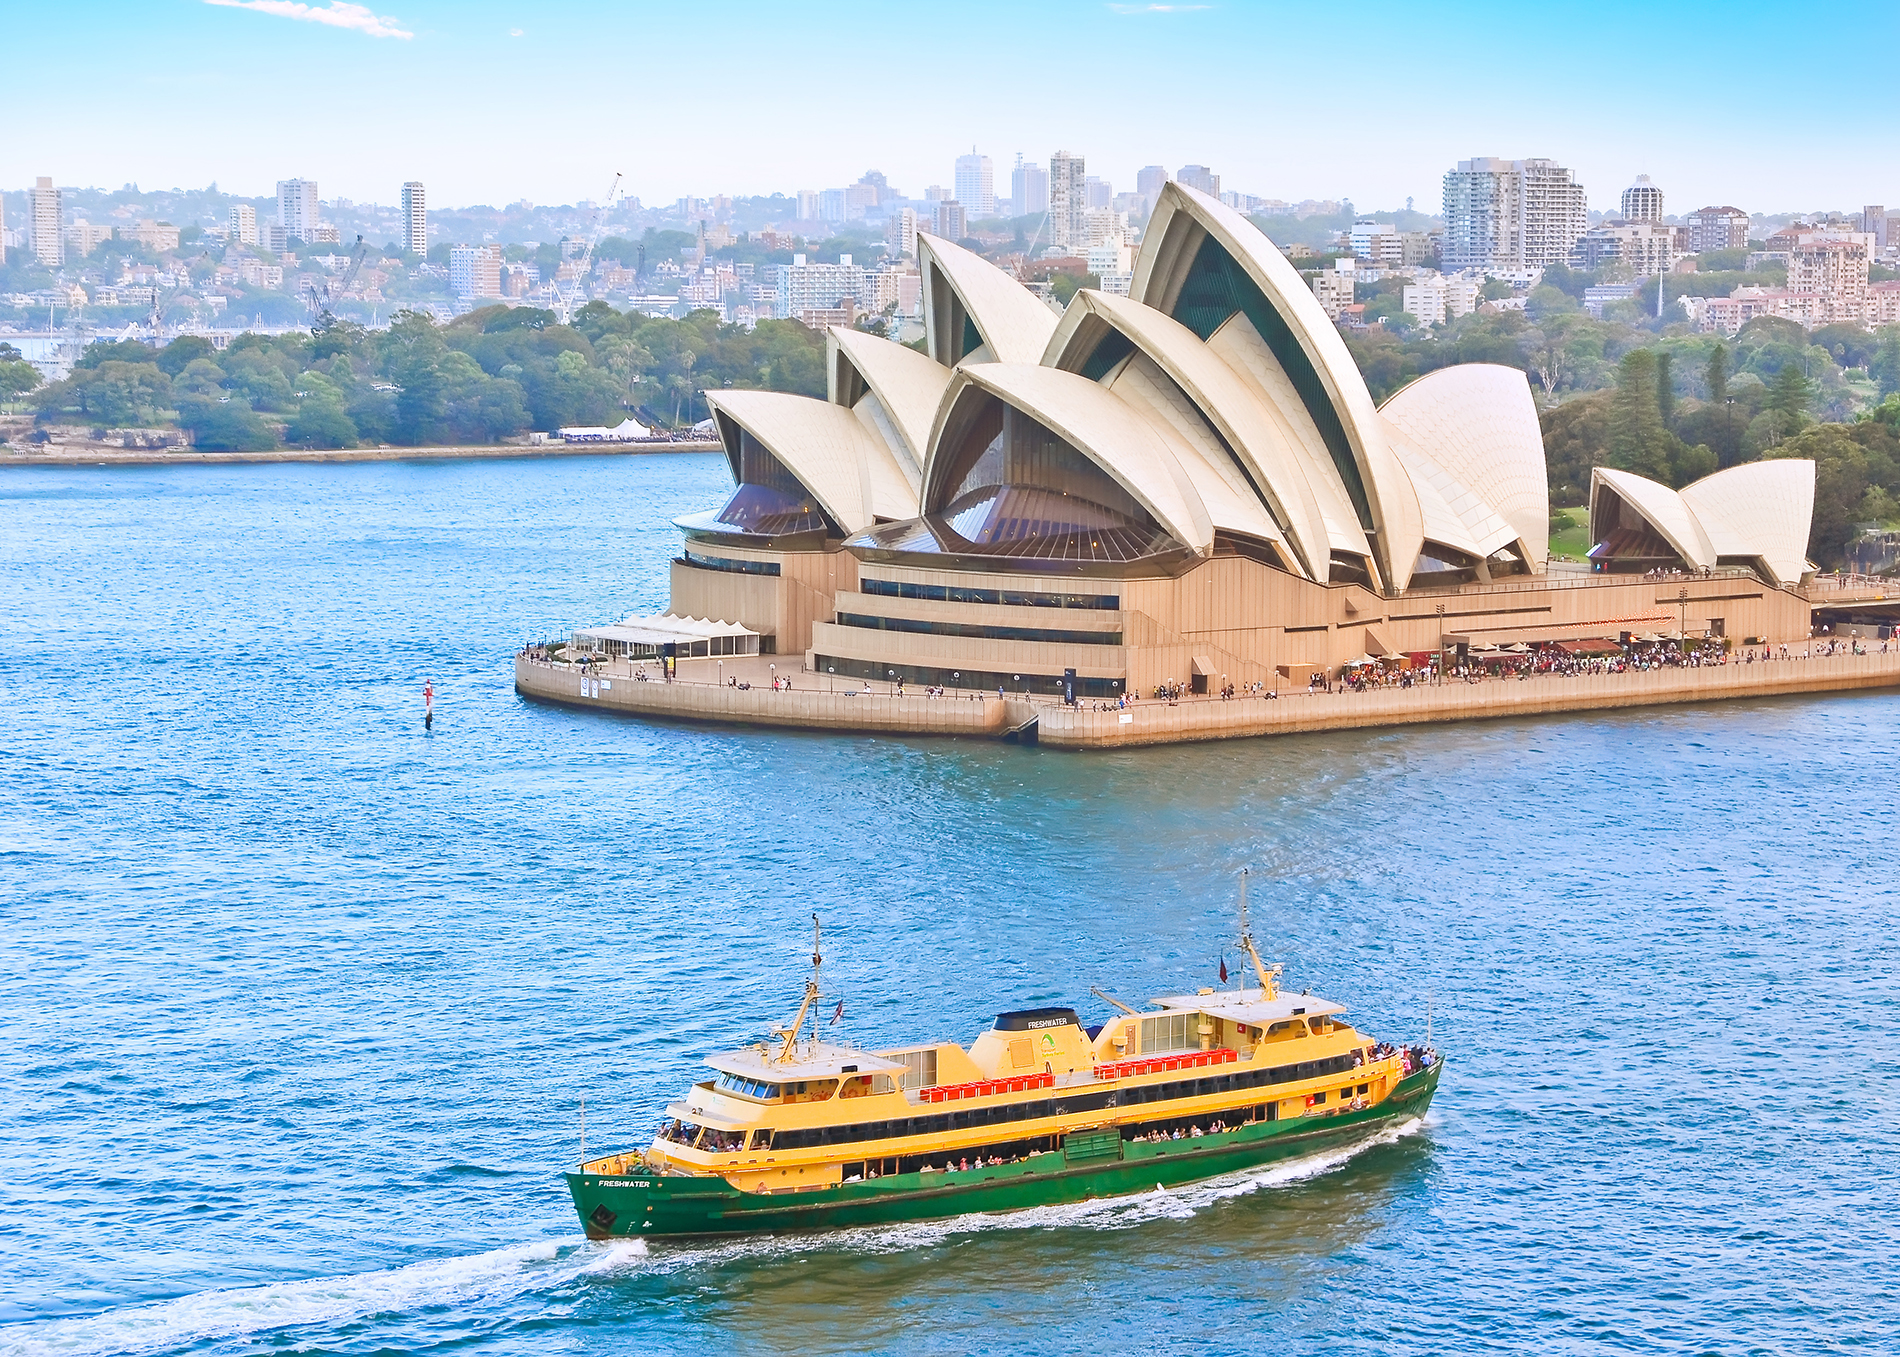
[26,303,826,451]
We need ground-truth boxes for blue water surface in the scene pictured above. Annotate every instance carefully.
[2,454,1897,1356]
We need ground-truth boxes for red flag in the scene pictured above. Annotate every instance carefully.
[831,998,844,1024]
[1218,956,1228,983]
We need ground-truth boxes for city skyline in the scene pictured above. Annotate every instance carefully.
[3,1,1896,214]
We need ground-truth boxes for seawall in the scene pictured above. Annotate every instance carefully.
[515,651,1900,750]
[0,441,721,468]
[516,657,1011,737]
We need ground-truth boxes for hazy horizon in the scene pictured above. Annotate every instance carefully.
[5,0,1896,218]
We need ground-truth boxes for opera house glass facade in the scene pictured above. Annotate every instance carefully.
[666,183,1817,698]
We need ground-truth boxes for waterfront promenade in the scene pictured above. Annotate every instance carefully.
[514,646,1900,749]
[0,440,722,467]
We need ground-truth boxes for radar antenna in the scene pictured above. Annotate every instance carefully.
[775,913,823,1063]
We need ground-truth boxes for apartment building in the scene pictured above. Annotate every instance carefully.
[1441,157,1587,271]
[774,254,865,319]
[954,152,995,219]
[1011,157,1049,218]
[449,244,502,301]
[229,204,257,246]
[30,177,63,268]
[1570,221,1679,276]
[1620,175,1664,223]
[1686,206,1749,254]
[1175,164,1219,198]
[1402,273,1481,327]
[1310,266,1353,320]
[276,178,320,241]
[402,181,427,256]
[1049,150,1087,251]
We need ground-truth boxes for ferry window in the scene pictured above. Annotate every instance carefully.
[1312,1091,1326,1105]
[890,1048,939,1091]
[1138,1012,1197,1055]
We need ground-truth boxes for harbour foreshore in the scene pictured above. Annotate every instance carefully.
[515,648,1900,749]
[0,441,721,468]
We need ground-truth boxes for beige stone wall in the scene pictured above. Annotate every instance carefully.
[668,546,860,655]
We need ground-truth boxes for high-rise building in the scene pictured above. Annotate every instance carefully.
[1135,165,1167,216]
[229,203,257,246]
[30,176,63,268]
[1685,206,1750,254]
[277,178,320,242]
[1176,164,1220,198]
[934,199,966,241]
[0,194,6,265]
[1011,156,1048,218]
[1084,176,1113,210]
[796,189,819,221]
[401,181,427,256]
[1620,175,1664,223]
[449,244,502,301]
[1440,157,1587,271]
[1864,205,1889,250]
[954,151,994,219]
[885,208,918,259]
[263,222,288,253]
[1049,150,1087,251]
[818,189,847,223]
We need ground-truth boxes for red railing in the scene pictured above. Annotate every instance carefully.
[1093,1048,1237,1081]
[918,1072,1055,1103]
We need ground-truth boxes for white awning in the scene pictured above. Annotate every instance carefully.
[572,614,759,652]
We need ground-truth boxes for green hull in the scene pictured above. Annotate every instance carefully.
[567,1062,1439,1239]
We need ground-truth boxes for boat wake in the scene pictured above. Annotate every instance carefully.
[1,1117,1423,1356]
[0,1238,590,1357]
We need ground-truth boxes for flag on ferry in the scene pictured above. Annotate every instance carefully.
[831,998,844,1024]
[1218,956,1228,984]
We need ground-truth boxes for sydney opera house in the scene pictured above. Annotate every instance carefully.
[658,183,1816,699]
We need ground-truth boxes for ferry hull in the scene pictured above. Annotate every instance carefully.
[567,1062,1438,1240]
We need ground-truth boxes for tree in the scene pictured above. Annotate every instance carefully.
[1539,391,1613,504]
[1706,341,1728,406]
[286,374,358,448]
[1606,349,1673,481]
[177,397,279,452]
[1774,424,1869,567]
[155,335,214,377]
[0,357,39,404]
[1655,349,1675,428]
[1872,328,1900,397]
[1765,362,1815,425]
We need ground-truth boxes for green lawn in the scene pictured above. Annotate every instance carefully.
[1549,505,1591,562]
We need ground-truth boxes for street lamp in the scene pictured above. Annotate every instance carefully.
[1436,603,1446,684]
[1678,588,1689,649]
[769,661,776,691]
[953,671,960,701]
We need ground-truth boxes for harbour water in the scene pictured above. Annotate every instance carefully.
[3,455,1897,1355]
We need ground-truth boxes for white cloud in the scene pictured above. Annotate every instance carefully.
[509,27,523,36]
[203,0,413,39]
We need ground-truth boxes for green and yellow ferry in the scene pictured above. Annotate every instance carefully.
[568,889,1440,1240]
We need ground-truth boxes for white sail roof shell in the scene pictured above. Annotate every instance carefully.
[1379,363,1550,571]
[918,233,1058,367]
[1133,181,1423,590]
[1679,459,1815,586]
[827,326,950,489]
[706,389,914,533]
[1591,466,1717,568]
[926,363,1216,554]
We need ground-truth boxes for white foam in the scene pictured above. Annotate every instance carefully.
[0,1237,584,1357]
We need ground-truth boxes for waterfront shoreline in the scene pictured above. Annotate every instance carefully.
[0,440,721,468]
[514,650,1900,749]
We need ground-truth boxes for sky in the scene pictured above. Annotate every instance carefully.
[5,0,1898,215]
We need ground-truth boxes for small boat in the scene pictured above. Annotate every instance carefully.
[567,874,1440,1239]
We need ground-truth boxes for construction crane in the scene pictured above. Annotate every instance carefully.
[554,172,623,325]
[305,235,368,332]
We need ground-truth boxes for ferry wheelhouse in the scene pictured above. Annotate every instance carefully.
[568,889,1439,1239]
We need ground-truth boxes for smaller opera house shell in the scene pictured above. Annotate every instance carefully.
[673,183,1815,697]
